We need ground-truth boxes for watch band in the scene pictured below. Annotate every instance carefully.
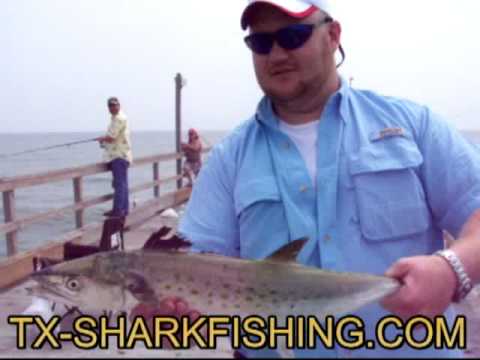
[435,249,473,303]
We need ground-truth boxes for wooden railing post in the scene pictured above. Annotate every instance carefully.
[2,190,17,256]
[73,177,84,228]
[153,162,160,198]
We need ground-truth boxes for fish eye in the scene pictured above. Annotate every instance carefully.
[125,273,148,294]
[66,278,81,291]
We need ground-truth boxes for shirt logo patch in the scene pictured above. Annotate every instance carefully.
[370,127,405,142]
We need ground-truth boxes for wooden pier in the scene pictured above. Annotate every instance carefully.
[0,70,234,357]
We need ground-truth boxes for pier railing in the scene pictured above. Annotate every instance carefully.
[0,149,209,258]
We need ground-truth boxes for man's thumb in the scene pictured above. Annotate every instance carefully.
[385,259,411,280]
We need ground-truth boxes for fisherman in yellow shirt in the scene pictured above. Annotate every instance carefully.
[96,97,132,217]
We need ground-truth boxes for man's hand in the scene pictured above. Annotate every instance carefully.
[97,136,115,144]
[381,255,457,321]
[130,297,203,349]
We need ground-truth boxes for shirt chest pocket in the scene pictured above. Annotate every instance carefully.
[349,139,431,242]
[234,177,289,258]
[234,177,283,220]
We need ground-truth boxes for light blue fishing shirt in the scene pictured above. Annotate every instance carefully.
[179,77,480,358]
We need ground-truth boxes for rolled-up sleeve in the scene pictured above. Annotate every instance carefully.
[178,142,240,257]
[417,107,480,237]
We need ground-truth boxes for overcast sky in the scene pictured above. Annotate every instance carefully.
[1,0,479,133]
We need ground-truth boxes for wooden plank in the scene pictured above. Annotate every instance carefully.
[0,222,102,289]
[0,163,106,193]
[2,191,17,256]
[126,188,191,231]
[125,188,189,227]
[0,194,113,235]
[73,177,84,228]
[132,148,207,168]
[130,175,182,195]
[0,176,183,236]
[132,152,182,167]
[161,174,184,184]
[0,244,64,290]
[0,152,182,192]
[0,149,210,193]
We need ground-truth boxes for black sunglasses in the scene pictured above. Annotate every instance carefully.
[244,17,333,55]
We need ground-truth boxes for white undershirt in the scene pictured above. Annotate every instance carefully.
[279,120,319,186]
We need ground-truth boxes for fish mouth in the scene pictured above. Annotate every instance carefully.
[28,282,76,305]
[29,273,78,306]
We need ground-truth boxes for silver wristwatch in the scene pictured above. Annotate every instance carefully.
[435,249,473,303]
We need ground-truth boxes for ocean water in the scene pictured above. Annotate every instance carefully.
[0,131,228,257]
[1,130,479,258]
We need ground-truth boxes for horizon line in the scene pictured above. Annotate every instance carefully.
[1,128,479,135]
[0,129,233,135]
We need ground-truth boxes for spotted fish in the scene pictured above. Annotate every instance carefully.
[28,237,399,321]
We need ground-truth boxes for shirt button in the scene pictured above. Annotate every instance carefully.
[283,141,291,149]
[300,185,308,193]
[344,182,355,191]
[324,234,332,242]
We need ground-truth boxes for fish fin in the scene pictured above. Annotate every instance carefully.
[266,237,309,263]
[152,226,172,240]
[143,227,171,248]
[143,233,192,251]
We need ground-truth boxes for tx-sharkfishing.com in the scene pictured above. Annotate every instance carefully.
[8,314,466,351]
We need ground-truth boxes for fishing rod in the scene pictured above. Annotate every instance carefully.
[0,137,100,159]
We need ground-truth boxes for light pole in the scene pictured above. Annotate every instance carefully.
[175,73,186,190]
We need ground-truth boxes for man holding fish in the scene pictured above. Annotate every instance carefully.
[30,0,480,358]
[176,0,480,357]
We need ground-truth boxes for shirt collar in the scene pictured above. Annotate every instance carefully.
[112,110,126,121]
[255,75,350,128]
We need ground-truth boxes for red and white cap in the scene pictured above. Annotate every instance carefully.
[241,0,333,30]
